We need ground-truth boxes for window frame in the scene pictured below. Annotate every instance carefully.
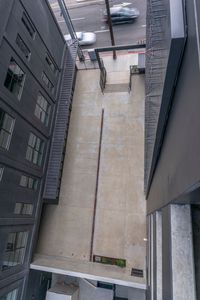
[0,109,15,150]
[26,133,44,166]
[45,53,58,75]
[4,58,26,100]
[34,93,51,126]
[2,231,29,271]
[41,72,54,93]
[21,12,36,39]
[19,174,38,190]
[0,288,19,300]
[16,34,31,60]
[0,279,23,300]
[0,166,4,182]
[14,203,34,216]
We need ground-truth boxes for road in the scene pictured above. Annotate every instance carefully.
[49,0,146,49]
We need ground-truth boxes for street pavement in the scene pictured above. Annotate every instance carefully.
[48,0,146,49]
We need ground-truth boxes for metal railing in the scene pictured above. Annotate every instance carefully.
[99,59,107,93]
[57,0,85,62]
[129,65,139,92]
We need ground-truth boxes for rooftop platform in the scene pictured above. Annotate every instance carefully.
[32,52,146,289]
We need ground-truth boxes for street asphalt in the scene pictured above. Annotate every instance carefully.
[49,0,146,49]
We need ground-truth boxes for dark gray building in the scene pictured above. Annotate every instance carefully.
[0,1,77,299]
[145,0,200,299]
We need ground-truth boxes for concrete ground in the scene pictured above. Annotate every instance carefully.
[33,53,146,288]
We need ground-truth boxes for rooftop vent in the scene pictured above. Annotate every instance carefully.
[131,268,143,277]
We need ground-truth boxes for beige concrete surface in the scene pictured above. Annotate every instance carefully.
[38,70,101,261]
[31,254,145,288]
[94,69,146,277]
[35,53,146,285]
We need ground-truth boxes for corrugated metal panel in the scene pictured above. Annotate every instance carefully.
[145,0,186,195]
[43,43,78,203]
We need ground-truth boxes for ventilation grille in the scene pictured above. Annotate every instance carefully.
[131,268,143,277]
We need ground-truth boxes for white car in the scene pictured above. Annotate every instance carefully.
[64,32,96,46]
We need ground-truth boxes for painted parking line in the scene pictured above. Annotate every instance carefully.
[71,17,86,21]
[58,17,86,23]
[113,2,132,6]
[94,29,109,33]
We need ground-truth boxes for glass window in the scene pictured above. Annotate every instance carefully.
[14,203,33,216]
[2,231,28,271]
[4,58,25,100]
[0,167,4,182]
[21,12,35,38]
[34,93,51,126]
[0,288,18,300]
[0,109,15,150]
[16,34,31,60]
[19,175,38,190]
[41,72,54,93]
[45,53,57,74]
[26,133,44,166]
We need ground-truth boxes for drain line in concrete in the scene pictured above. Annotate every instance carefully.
[90,108,104,261]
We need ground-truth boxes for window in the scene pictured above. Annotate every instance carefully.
[41,72,54,93]
[14,203,33,216]
[0,109,15,150]
[0,167,4,182]
[4,58,25,100]
[21,12,35,38]
[45,53,57,74]
[19,175,38,190]
[2,231,28,271]
[16,34,31,60]
[0,288,18,300]
[34,94,51,126]
[26,133,44,166]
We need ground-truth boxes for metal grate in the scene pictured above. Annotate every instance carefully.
[43,42,78,203]
[131,268,144,277]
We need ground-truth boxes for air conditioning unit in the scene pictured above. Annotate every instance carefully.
[88,49,97,61]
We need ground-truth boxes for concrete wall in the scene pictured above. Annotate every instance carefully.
[46,288,79,300]
[78,279,113,300]
[116,285,145,300]
[147,0,200,213]
[147,205,196,300]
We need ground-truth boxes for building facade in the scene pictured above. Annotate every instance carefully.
[0,1,76,299]
[145,0,200,299]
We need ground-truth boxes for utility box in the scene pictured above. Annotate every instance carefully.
[138,53,145,73]
[46,283,79,300]
[88,49,97,61]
